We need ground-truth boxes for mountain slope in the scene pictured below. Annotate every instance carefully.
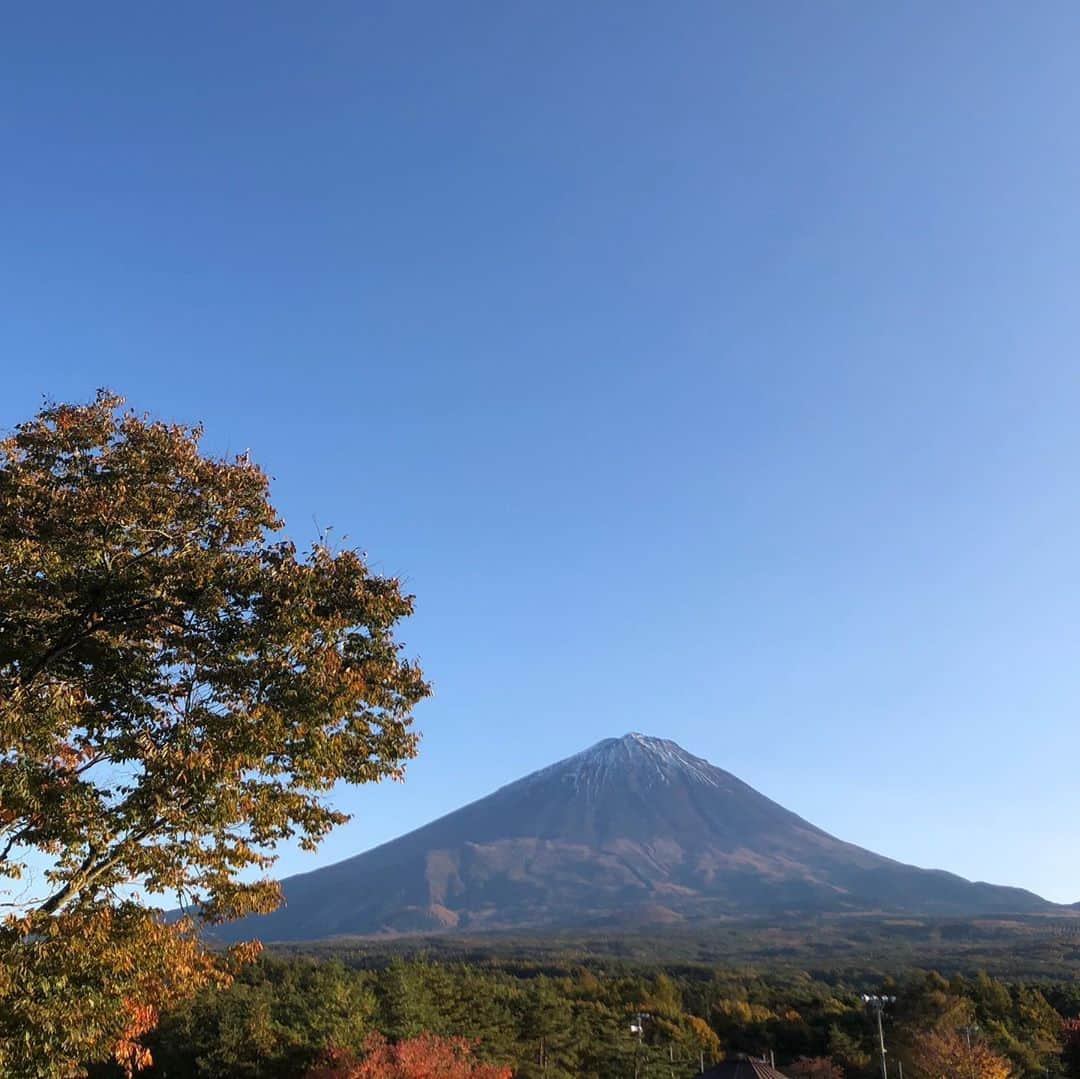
[214,734,1052,941]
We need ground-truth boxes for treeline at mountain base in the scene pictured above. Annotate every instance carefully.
[84,952,1080,1078]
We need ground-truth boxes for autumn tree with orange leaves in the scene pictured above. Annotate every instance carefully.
[909,1028,1012,1079]
[304,1034,513,1079]
[0,392,430,1076]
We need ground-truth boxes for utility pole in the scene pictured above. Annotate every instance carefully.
[862,994,896,1079]
[630,1012,650,1079]
[958,1024,980,1079]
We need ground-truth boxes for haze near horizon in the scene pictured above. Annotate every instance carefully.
[3,3,1080,901]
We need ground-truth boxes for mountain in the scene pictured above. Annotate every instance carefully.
[214,733,1054,941]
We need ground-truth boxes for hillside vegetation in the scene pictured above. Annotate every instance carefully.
[84,927,1080,1078]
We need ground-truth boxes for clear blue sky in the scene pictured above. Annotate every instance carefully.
[4,2,1080,902]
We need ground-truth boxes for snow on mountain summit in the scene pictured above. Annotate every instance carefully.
[519,732,727,794]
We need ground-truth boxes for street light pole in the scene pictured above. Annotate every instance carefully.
[862,994,896,1079]
[958,1024,980,1079]
[630,1012,650,1079]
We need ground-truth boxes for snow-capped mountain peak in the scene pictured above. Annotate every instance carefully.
[522,732,727,794]
[212,733,1055,941]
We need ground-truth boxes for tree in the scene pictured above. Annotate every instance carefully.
[1062,1017,1080,1078]
[787,1058,844,1079]
[909,1028,1012,1079]
[145,956,377,1078]
[516,978,576,1075]
[376,958,440,1042]
[303,1034,513,1079]
[0,392,430,1076]
[825,1026,871,1075]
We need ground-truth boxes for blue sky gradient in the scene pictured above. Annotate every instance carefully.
[4,3,1080,901]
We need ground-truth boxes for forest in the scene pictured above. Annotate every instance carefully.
[84,946,1080,1078]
